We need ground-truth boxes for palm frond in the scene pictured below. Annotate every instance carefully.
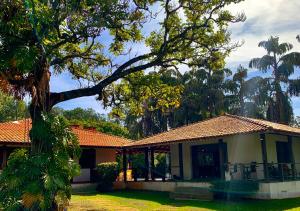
[249,55,274,71]
[281,52,300,67]
[277,43,293,55]
[288,79,300,96]
[258,36,279,53]
[277,62,295,79]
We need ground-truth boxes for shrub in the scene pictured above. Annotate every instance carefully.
[96,162,119,192]
[155,154,167,180]
[130,154,145,181]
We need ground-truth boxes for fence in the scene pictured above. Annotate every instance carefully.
[226,162,300,182]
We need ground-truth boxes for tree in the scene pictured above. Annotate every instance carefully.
[226,65,270,118]
[0,90,27,122]
[52,107,130,138]
[249,36,300,124]
[0,0,244,208]
[109,71,183,138]
[113,67,234,137]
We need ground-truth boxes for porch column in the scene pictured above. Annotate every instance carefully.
[150,147,155,181]
[218,139,226,180]
[144,148,149,181]
[2,147,7,169]
[178,143,184,180]
[287,135,296,179]
[122,149,127,182]
[260,133,269,180]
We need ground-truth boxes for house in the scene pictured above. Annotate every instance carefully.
[121,114,300,199]
[0,119,132,183]
[1,114,300,199]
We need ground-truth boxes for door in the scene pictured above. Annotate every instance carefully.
[276,141,292,179]
[76,149,96,182]
[276,142,290,163]
[192,144,220,179]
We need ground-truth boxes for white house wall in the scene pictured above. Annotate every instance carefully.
[225,133,262,164]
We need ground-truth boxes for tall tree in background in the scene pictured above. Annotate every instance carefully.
[249,36,300,124]
[109,71,183,138]
[0,0,245,208]
[52,107,130,138]
[0,90,27,122]
[172,67,231,125]
[227,65,270,118]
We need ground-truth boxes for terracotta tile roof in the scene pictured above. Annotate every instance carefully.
[72,127,131,147]
[0,119,131,148]
[0,119,31,144]
[126,114,300,147]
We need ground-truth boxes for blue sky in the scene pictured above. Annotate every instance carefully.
[50,0,300,116]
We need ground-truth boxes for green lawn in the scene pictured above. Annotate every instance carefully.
[70,190,300,211]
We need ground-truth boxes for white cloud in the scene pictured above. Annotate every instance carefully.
[226,0,300,67]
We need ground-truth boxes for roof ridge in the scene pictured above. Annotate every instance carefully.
[224,113,271,129]
[72,126,133,143]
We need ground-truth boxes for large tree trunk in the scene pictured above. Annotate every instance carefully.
[27,60,59,210]
[29,59,51,154]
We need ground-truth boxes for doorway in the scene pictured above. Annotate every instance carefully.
[192,144,221,179]
[276,141,290,163]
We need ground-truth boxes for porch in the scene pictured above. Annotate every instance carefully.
[121,132,300,183]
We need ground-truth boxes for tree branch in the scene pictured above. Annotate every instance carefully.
[49,58,160,107]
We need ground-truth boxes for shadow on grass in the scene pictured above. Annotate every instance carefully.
[73,190,300,211]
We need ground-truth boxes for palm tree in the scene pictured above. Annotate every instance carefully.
[225,65,270,118]
[249,36,300,124]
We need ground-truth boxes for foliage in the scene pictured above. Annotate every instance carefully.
[109,71,183,137]
[110,71,183,118]
[226,65,270,118]
[0,114,81,210]
[52,107,130,138]
[96,162,119,192]
[131,154,146,180]
[249,36,300,124]
[155,154,167,179]
[0,90,27,122]
[52,107,105,122]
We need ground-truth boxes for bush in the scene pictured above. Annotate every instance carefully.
[131,154,145,181]
[96,162,119,192]
[155,154,167,180]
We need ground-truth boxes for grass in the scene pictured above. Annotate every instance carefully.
[70,190,300,211]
